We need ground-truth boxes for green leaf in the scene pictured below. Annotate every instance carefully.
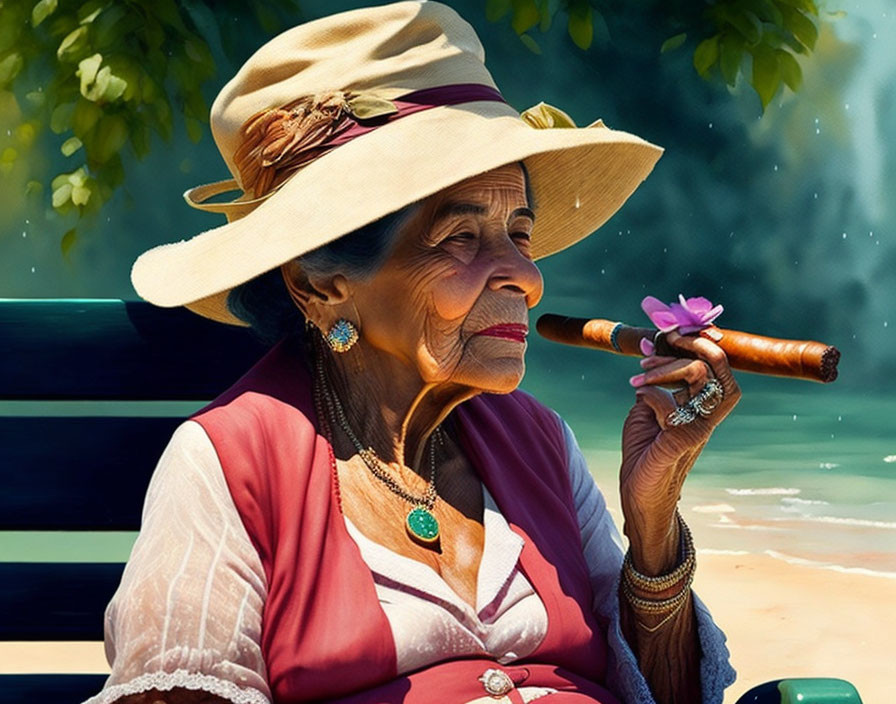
[185,115,203,143]
[777,49,802,91]
[31,0,58,27]
[61,228,77,257]
[52,181,73,208]
[567,3,593,50]
[57,26,89,62]
[485,0,512,22]
[71,98,102,137]
[90,114,128,163]
[61,136,83,156]
[693,35,720,77]
[726,9,763,45]
[777,0,818,14]
[68,167,87,187]
[130,121,150,158]
[184,38,209,64]
[719,33,744,87]
[25,90,46,107]
[752,0,783,25]
[661,33,687,53]
[751,43,781,110]
[538,0,552,32]
[92,4,130,48]
[511,0,540,35]
[71,183,91,206]
[346,95,397,120]
[98,68,127,102]
[0,52,24,87]
[782,7,818,50]
[519,33,542,54]
[76,53,102,94]
[79,6,104,25]
[78,54,127,103]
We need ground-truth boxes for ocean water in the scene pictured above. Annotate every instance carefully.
[523,348,896,580]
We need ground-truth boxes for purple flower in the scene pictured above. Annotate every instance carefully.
[641,294,724,335]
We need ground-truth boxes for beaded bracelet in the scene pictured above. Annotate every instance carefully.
[622,511,695,594]
[620,512,697,632]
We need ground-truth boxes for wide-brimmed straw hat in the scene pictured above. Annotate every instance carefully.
[131,0,663,325]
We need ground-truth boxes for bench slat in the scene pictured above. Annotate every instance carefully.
[0,675,109,704]
[0,563,123,640]
[0,299,265,400]
[0,416,180,530]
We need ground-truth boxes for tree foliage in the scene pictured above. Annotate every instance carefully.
[0,0,298,250]
[0,0,839,246]
[487,0,836,111]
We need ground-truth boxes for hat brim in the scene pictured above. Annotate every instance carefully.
[131,100,662,325]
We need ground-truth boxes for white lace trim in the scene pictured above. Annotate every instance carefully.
[81,670,270,704]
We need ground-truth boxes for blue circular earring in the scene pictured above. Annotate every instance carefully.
[325,319,359,353]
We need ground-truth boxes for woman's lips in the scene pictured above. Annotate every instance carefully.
[475,323,529,342]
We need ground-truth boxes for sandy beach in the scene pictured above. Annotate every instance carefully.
[2,551,891,703]
[695,552,892,703]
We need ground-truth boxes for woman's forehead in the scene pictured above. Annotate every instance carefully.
[425,164,530,218]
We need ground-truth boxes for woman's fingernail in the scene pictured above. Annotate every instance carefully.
[639,338,655,356]
[629,374,646,387]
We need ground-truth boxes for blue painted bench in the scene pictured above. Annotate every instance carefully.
[0,299,862,703]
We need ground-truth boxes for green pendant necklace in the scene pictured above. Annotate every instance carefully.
[316,356,442,545]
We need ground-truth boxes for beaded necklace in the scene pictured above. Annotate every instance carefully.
[314,354,442,544]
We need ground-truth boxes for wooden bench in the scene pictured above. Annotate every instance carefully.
[0,299,863,704]
[0,299,265,703]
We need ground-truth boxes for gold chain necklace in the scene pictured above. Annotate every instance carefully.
[314,355,442,544]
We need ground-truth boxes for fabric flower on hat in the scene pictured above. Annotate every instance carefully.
[639,294,724,355]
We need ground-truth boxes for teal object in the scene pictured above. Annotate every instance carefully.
[406,506,440,543]
[779,678,863,703]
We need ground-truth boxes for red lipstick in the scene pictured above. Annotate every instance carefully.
[476,323,528,343]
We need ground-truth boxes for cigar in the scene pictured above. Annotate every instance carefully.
[535,314,840,383]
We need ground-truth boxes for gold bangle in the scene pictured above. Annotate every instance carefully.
[621,577,693,614]
[622,511,695,593]
[635,597,691,633]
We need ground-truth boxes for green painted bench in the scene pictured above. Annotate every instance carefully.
[0,299,863,704]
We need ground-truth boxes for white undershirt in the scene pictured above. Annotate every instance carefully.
[84,418,735,704]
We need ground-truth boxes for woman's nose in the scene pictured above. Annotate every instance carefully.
[486,237,544,308]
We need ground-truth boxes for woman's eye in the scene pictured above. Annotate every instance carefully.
[443,232,476,244]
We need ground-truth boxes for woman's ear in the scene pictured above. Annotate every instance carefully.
[280,260,351,322]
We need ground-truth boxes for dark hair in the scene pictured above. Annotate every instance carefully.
[227,205,415,344]
[226,162,535,345]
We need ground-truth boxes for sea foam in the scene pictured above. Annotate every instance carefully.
[725,487,801,496]
[764,549,896,580]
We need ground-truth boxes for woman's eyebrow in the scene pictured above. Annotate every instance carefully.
[509,206,535,222]
[432,203,536,223]
[433,201,487,221]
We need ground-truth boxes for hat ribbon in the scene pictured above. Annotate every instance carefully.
[185,83,506,214]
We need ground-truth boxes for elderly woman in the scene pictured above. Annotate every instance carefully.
[87,3,739,704]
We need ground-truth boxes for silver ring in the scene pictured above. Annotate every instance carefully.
[665,379,724,427]
[692,378,724,417]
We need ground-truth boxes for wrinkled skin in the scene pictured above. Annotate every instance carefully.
[127,164,739,704]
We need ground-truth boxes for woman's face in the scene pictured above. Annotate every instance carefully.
[350,163,544,394]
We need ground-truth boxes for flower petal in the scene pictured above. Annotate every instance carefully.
[668,302,699,327]
[680,295,714,315]
[641,296,670,316]
[702,304,724,324]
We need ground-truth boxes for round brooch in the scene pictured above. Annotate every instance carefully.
[478,668,514,697]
